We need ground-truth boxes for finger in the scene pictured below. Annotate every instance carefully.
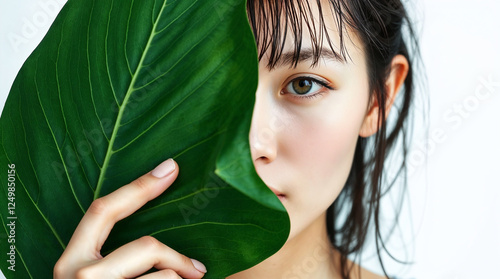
[64,159,179,258]
[95,236,206,279]
[136,269,182,279]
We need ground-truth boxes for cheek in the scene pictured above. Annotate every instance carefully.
[281,92,369,200]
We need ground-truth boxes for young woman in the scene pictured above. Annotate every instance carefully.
[54,0,418,278]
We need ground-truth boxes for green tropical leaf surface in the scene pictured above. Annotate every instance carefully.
[0,0,290,278]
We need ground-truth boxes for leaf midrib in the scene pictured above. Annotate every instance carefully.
[94,0,169,199]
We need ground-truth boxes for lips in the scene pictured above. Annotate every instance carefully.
[267,185,286,201]
[253,168,287,201]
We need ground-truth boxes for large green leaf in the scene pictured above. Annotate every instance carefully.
[0,0,290,278]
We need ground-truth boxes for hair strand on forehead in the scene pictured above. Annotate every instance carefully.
[248,0,354,69]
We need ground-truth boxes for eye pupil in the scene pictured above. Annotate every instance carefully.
[292,78,313,95]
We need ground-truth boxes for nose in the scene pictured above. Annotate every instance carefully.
[249,82,278,164]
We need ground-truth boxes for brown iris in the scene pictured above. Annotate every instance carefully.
[291,78,313,95]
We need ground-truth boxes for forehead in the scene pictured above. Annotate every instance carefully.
[248,0,365,69]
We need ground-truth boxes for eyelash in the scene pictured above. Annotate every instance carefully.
[281,76,335,100]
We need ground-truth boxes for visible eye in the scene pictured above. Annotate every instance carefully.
[282,76,334,99]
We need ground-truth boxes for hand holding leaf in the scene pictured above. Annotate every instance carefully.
[0,0,289,278]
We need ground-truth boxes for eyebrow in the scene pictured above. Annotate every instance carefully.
[276,47,346,67]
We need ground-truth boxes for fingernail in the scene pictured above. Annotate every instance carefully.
[151,159,176,178]
[190,258,207,273]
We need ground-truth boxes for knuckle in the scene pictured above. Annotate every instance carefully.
[87,198,109,216]
[179,254,193,268]
[133,176,150,192]
[139,235,161,250]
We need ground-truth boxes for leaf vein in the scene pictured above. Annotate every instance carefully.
[105,0,121,108]
[155,0,199,35]
[45,29,86,213]
[0,141,66,250]
[114,44,239,152]
[0,212,34,278]
[124,0,134,76]
[151,221,276,236]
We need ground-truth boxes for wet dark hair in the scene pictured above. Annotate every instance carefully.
[247,0,420,278]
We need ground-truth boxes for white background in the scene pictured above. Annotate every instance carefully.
[1,0,499,278]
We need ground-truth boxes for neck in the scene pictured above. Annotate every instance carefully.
[227,212,342,279]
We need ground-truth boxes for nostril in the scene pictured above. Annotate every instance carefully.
[256,156,271,164]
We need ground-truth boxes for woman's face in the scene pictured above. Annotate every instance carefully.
[249,2,371,241]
